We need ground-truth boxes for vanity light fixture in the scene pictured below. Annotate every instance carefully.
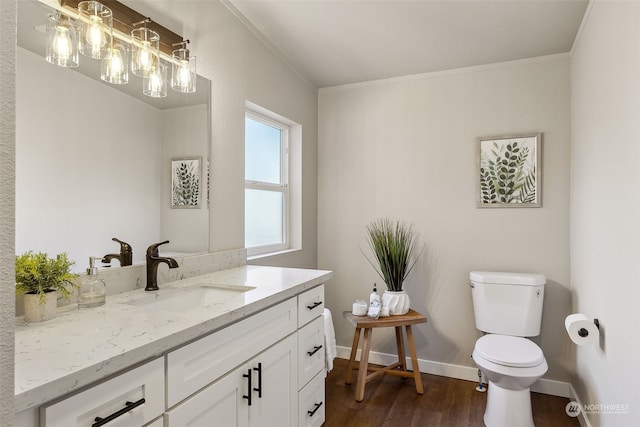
[77,0,112,59]
[45,12,79,68]
[171,40,196,94]
[41,0,198,94]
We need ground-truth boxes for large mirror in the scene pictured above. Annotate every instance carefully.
[16,0,211,272]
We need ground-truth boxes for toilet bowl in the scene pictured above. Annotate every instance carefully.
[473,334,548,427]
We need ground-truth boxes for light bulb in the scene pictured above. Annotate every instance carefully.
[109,50,123,74]
[177,61,191,88]
[53,25,73,61]
[86,15,105,56]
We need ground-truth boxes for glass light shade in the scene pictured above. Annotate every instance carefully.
[101,42,128,84]
[131,27,160,78]
[143,62,167,98]
[171,48,196,93]
[78,1,112,59]
[45,13,79,68]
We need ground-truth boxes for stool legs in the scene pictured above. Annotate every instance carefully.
[345,323,424,401]
[355,327,372,402]
[395,326,406,371]
[406,325,424,394]
[345,327,361,385]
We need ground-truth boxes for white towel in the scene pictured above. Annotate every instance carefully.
[323,308,337,374]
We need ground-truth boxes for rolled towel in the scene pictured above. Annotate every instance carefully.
[323,308,337,373]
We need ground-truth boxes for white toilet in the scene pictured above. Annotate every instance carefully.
[470,271,548,427]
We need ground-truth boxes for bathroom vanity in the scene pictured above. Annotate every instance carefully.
[14,265,331,427]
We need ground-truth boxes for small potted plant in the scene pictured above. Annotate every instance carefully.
[364,218,420,315]
[16,251,78,322]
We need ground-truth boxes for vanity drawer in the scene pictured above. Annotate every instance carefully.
[167,297,297,407]
[40,358,163,427]
[298,370,325,427]
[298,315,325,389]
[298,285,324,327]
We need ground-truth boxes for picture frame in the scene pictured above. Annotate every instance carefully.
[477,133,542,208]
[171,157,201,208]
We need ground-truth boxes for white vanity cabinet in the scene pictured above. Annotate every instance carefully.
[16,277,331,427]
[39,357,164,427]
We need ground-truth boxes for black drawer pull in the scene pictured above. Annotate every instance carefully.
[306,301,322,310]
[92,398,146,427]
[307,345,323,357]
[243,369,252,406]
[253,362,262,398]
[307,401,323,417]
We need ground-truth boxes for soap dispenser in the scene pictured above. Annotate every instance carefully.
[370,283,380,306]
[78,257,106,308]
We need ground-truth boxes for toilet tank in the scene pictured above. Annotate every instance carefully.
[470,271,546,337]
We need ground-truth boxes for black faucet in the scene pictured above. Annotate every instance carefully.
[101,238,133,266]
[145,240,179,291]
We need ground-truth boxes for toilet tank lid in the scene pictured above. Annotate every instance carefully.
[470,271,546,286]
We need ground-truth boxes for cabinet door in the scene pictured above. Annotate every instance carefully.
[248,334,298,427]
[164,367,249,427]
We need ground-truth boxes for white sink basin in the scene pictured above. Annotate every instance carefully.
[125,284,256,312]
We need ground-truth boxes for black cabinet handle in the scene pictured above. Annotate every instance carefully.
[92,398,146,427]
[243,369,252,406]
[307,345,323,357]
[306,301,322,310]
[307,401,323,417]
[253,362,262,398]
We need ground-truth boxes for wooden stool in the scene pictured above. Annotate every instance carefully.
[343,309,427,401]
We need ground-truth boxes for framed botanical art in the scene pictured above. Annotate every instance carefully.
[171,157,201,208]
[477,133,542,208]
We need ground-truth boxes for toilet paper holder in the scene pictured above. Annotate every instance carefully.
[578,318,600,337]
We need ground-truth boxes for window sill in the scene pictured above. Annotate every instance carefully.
[247,248,301,261]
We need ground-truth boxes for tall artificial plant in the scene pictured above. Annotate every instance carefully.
[364,218,420,292]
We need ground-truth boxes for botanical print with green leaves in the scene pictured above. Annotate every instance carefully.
[479,137,537,205]
[172,160,200,206]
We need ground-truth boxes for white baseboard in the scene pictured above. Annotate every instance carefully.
[335,345,571,398]
[568,383,593,427]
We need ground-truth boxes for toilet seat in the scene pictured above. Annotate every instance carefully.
[475,334,544,368]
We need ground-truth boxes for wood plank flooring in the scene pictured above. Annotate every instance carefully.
[324,358,579,427]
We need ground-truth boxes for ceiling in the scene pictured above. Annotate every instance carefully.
[226,0,589,88]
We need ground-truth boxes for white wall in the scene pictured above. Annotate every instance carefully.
[160,104,210,253]
[570,1,640,425]
[0,0,16,424]
[318,56,572,382]
[16,48,162,271]
[127,0,320,269]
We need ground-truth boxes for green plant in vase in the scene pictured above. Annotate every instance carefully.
[16,251,78,321]
[364,218,420,315]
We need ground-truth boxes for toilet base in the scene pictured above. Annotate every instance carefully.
[484,381,534,427]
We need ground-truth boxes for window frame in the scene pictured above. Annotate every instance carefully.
[244,109,290,256]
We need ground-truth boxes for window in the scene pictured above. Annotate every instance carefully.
[245,109,290,255]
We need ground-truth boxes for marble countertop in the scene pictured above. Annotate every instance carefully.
[14,265,332,413]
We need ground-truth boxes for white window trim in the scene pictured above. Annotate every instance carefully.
[245,108,291,257]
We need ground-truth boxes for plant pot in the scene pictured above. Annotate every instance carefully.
[23,290,57,322]
[382,290,410,315]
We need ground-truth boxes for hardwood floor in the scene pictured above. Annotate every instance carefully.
[324,358,579,427]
